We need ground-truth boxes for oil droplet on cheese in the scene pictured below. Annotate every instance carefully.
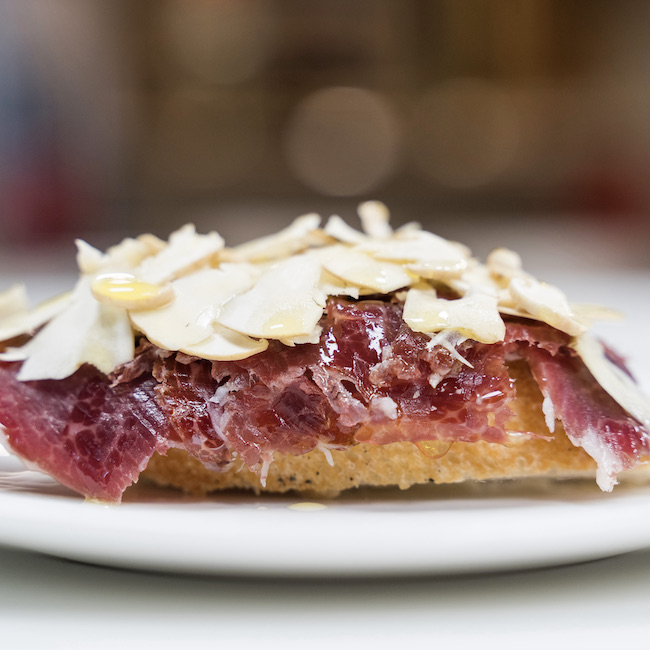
[288,502,328,511]
[262,309,309,336]
[91,273,173,310]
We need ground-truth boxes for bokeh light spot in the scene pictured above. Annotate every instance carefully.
[283,86,400,196]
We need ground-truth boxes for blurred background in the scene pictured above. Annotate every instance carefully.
[0,0,649,273]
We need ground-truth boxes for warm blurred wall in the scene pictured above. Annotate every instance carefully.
[1,0,650,243]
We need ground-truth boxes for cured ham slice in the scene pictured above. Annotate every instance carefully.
[522,345,649,490]
[0,361,171,501]
[505,320,650,490]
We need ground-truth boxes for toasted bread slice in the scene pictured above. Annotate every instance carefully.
[143,360,638,496]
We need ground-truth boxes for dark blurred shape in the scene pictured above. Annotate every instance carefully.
[410,78,519,189]
[0,0,130,242]
[0,0,648,263]
[0,1,77,241]
[159,0,276,85]
[146,87,269,193]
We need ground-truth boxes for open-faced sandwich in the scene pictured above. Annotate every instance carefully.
[1,202,649,502]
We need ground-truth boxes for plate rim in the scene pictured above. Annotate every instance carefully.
[3,459,650,577]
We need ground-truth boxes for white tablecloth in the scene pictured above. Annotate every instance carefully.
[1,542,650,649]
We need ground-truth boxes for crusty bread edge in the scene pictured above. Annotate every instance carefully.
[142,432,650,497]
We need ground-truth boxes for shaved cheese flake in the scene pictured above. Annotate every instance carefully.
[105,236,164,271]
[6,277,133,380]
[181,323,268,361]
[0,345,29,362]
[573,334,650,432]
[404,288,505,344]
[230,213,321,262]
[76,240,106,275]
[303,228,331,250]
[0,291,72,344]
[358,201,392,239]
[79,303,135,377]
[77,235,164,276]
[395,221,423,236]
[497,303,537,319]
[449,240,473,259]
[447,260,500,297]
[135,233,166,255]
[137,224,224,285]
[509,276,586,336]
[129,265,257,353]
[0,284,28,319]
[280,325,323,347]
[487,247,528,280]
[320,246,412,294]
[358,230,468,279]
[319,269,361,300]
[217,254,325,339]
[406,258,467,280]
[323,215,367,244]
[571,303,624,326]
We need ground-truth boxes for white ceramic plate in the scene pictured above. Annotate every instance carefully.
[3,452,650,577]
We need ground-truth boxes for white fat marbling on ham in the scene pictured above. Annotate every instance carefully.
[542,396,556,434]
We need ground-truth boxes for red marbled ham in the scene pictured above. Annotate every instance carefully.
[154,355,229,467]
[0,299,648,500]
[521,344,649,490]
[505,318,650,490]
[317,300,514,445]
[0,361,171,501]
